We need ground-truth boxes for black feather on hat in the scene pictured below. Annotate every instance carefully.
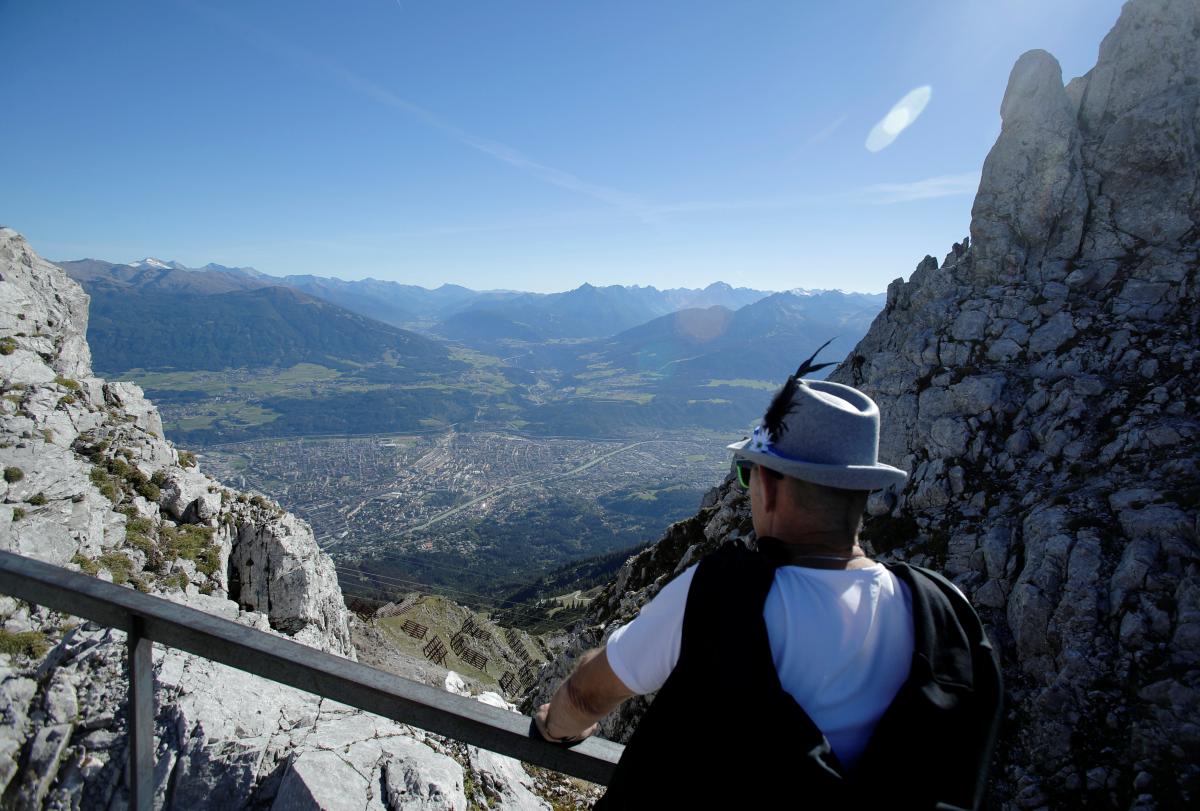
[761,339,836,442]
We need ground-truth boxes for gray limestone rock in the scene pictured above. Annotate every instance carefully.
[229,511,353,656]
[1028,312,1077,355]
[158,466,220,523]
[970,50,1087,282]
[272,749,368,811]
[0,227,92,380]
[381,739,467,810]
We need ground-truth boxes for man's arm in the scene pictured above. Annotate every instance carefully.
[533,646,635,742]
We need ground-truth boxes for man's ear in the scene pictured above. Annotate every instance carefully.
[758,469,779,514]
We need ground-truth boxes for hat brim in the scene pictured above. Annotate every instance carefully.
[727,438,908,492]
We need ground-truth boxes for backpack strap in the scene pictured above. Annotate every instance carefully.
[850,563,1004,811]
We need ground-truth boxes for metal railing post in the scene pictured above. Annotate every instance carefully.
[128,617,154,811]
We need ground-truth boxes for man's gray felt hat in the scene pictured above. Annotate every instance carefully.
[727,379,908,492]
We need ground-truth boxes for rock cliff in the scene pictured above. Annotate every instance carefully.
[533,1,1200,808]
[0,229,559,809]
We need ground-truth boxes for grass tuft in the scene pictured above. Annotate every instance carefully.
[0,630,48,658]
[99,551,133,585]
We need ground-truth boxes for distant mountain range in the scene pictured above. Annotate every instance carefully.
[58,258,776,341]
[56,254,885,443]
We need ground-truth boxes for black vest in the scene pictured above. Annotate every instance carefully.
[596,539,1002,810]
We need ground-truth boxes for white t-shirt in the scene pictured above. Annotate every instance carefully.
[606,561,915,768]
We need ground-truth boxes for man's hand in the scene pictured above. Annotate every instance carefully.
[532,702,598,744]
[533,647,634,744]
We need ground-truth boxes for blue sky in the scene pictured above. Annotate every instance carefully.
[1,0,1125,292]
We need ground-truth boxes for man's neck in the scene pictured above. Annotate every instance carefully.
[773,529,861,552]
[757,533,872,569]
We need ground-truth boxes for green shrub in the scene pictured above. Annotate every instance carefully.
[136,481,161,502]
[126,531,154,556]
[0,630,48,658]
[0,337,17,356]
[151,470,168,487]
[98,551,133,585]
[77,438,110,461]
[90,467,120,503]
[58,395,76,407]
[178,450,197,468]
[127,516,154,535]
[12,508,25,521]
[27,492,47,506]
[163,525,220,576]
[3,467,23,483]
[54,376,81,391]
[163,571,189,591]
[250,495,270,510]
[72,553,99,575]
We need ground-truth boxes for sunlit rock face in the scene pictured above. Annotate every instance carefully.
[534,1,1199,807]
[0,229,558,808]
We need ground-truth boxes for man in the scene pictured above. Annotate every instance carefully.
[533,357,1001,808]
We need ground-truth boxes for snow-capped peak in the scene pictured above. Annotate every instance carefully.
[131,257,174,270]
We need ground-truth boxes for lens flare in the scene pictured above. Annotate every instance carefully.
[866,86,932,152]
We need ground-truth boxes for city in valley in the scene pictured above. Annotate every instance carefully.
[201,429,734,596]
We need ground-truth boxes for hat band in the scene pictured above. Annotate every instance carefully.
[746,424,877,469]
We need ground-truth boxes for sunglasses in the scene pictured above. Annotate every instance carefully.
[735,460,782,489]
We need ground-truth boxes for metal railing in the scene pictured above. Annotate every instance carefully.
[0,550,623,809]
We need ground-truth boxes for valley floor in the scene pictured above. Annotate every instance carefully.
[201,428,732,600]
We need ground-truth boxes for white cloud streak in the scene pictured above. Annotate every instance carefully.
[805,114,848,146]
[858,171,981,204]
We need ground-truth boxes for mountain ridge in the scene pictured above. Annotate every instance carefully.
[82,283,454,374]
[57,256,787,332]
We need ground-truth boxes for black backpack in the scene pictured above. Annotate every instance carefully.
[596,540,1003,809]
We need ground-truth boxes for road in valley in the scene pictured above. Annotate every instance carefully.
[401,439,658,535]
